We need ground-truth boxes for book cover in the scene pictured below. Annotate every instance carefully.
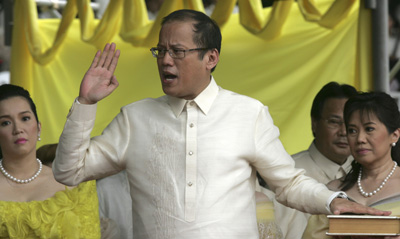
[327,215,400,236]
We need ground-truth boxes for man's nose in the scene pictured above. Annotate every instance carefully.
[338,122,346,136]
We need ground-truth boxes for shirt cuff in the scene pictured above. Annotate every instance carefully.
[326,191,348,213]
[67,97,97,121]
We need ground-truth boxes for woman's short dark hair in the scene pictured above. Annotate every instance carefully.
[0,84,39,122]
[162,9,222,72]
[340,91,400,191]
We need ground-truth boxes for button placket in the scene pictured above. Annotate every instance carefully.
[185,101,198,222]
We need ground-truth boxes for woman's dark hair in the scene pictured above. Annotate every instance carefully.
[0,84,39,122]
[340,92,400,191]
[162,9,222,72]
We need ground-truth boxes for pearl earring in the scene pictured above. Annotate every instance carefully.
[38,134,41,141]
[392,142,396,147]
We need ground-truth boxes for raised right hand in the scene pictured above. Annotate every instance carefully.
[78,43,120,104]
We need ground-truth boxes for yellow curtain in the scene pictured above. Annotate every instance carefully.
[10,0,365,154]
[355,0,373,91]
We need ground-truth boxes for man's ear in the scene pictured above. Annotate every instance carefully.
[206,49,219,71]
[311,118,317,136]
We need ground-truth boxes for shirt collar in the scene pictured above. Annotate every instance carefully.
[309,142,353,180]
[168,76,219,117]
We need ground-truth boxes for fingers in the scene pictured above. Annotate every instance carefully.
[90,50,102,69]
[97,43,111,68]
[93,43,119,72]
[332,199,392,216]
[108,49,120,73]
[355,206,390,216]
[103,43,117,70]
[333,208,341,215]
[368,208,391,216]
[88,43,119,72]
[109,76,119,87]
[362,204,391,216]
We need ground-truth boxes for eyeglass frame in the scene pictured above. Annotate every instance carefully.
[150,47,211,59]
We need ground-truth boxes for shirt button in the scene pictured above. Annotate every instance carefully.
[188,151,193,155]
[188,182,193,186]
[190,101,195,106]
[189,123,194,128]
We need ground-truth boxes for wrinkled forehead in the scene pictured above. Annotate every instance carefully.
[162,15,197,26]
[160,20,196,34]
[158,20,197,46]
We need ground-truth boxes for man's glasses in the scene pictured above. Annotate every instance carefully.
[150,47,209,59]
[323,118,344,129]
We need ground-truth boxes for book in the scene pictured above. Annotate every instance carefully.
[327,215,400,236]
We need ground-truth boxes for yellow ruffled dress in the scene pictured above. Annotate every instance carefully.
[0,180,101,239]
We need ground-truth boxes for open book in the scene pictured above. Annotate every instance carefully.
[327,215,400,236]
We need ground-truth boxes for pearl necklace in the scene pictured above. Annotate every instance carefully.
[357,161,397,197]
[0,158,43,184]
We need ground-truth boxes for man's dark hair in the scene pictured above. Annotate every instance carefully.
[311,82,358,122]
[162,9,222,72]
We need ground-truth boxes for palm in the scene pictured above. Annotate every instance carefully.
[79,43,120,104]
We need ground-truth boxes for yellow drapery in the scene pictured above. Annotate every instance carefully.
[10,0,370,154]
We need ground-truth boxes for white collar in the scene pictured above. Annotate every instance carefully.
[168,76,219,117]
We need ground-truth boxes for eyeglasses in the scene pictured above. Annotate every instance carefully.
[150,47,209,59]
[322,118,345,129]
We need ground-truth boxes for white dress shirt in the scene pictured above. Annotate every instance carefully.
[53,77,335,239]
[272,142,353,239]
[294,142,353,184]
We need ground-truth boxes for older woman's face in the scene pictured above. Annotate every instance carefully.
[347,110,398,166]
[0,96,40,159]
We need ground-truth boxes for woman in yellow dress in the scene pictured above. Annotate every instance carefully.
[0,84,101,239]
[303,92,400,239]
